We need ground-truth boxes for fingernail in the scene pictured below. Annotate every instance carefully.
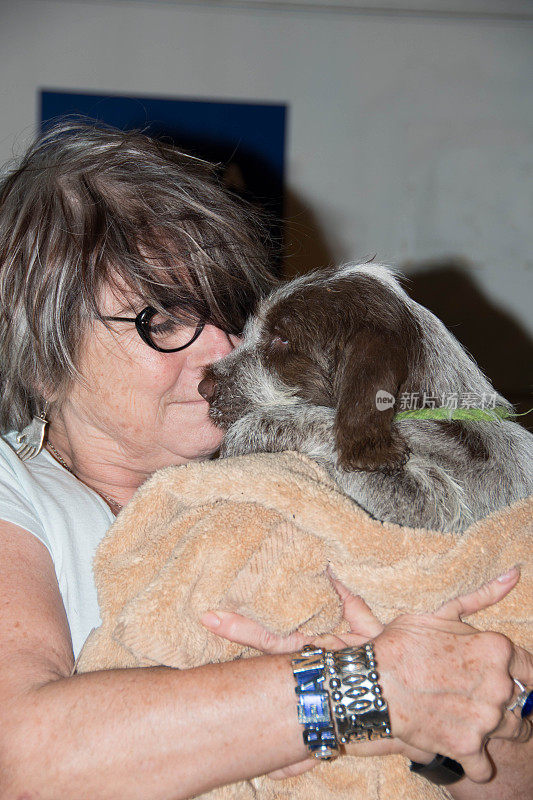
[496,566,520,582]
[200,611,221,628]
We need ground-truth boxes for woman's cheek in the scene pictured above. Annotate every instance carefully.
[228,334,243,349]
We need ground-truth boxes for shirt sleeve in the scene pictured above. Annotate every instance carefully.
[0,440,53,559]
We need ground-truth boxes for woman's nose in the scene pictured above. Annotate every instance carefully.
[186,324,234,368]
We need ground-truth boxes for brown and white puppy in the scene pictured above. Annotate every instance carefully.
[199,263,533,532]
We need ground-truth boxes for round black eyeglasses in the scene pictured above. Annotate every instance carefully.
[103,306,205,353]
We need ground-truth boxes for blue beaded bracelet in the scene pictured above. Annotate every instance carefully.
[291,645,339,761]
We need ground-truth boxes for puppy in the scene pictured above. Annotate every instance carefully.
[199,263,533,532]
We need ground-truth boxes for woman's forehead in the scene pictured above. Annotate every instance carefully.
[97,258,197,315]
[98,277,143,315]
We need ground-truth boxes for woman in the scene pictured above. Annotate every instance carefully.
[0,121,530,800]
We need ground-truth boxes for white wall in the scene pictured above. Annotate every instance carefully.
[1,0,532,340]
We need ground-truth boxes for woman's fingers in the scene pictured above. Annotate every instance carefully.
[266,759,316,780]
[491,707,533,742]
[436,566,520,621]
[459,748,494,784]
[200,569,387,655]
[490,644,533,742]
[508,642,533,689]
[328,571,384,639]
[200,610,312,653]
[200,610,348,654]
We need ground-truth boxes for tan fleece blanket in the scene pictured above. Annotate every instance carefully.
[77,452,532,800]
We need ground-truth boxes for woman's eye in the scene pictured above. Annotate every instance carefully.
[150,318,177,335]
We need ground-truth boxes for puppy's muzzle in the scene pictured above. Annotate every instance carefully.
[198,368,244,428]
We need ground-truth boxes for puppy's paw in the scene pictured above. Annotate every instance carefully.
[336,427,409,472]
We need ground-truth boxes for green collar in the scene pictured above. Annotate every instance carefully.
[394,405,517,422]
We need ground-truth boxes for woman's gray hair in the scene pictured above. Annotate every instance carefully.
[0,120,277,433]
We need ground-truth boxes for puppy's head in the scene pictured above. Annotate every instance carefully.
[200,264,422,471]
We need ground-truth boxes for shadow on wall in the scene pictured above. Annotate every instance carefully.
[281,206,533,429]
[282,187,339,279]
[402,259,533,430]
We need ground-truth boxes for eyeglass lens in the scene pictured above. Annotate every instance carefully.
[145,310,202,351]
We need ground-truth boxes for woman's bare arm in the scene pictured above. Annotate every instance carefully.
[0,521,307,800]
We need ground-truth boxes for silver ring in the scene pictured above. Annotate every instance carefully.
[506,677,532,717]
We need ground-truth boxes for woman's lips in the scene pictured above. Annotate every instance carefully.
[169,398,208,405]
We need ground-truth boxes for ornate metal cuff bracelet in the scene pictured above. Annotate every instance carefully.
[292,641,391,760]
[325,643,392,744]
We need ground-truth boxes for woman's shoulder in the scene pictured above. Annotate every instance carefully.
[0,430,77,500]
[0,432,48,527]
[0,430,113,657]
[0,430,113,544]
[0,430,28,472]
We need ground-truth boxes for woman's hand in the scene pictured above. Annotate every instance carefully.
[200,571,433,776]
[200,566,530,782]
[201,572,383,653]
[370,567,532,783]
[200,571,394,779]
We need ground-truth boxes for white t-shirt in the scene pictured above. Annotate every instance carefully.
[0,432,115,658]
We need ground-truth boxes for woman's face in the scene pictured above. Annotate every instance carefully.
[60,282,237,471]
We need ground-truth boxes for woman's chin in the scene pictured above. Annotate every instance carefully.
[167,424,225,463]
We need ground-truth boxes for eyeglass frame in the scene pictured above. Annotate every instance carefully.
[103,306,205,353]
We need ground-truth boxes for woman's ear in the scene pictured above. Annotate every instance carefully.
[36,385,59,407]
[34,375,67,415]
[334,327,410,472]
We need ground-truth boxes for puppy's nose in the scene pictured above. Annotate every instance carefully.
[198,376,217,402]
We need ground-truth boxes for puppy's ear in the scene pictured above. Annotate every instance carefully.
[334,327,410,471]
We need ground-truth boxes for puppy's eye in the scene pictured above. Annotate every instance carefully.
[270,333,289,348]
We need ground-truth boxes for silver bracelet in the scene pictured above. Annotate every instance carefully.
[325,642,392,743]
